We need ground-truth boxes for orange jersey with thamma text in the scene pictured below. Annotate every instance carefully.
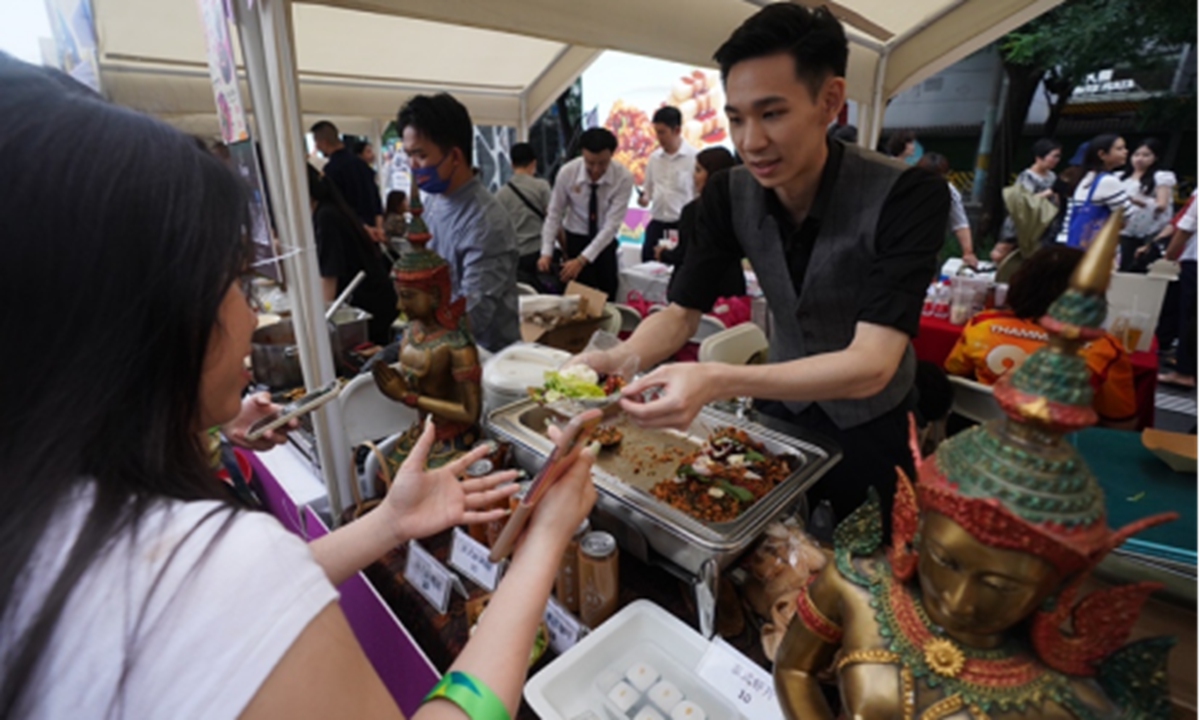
[944,310,1137,422]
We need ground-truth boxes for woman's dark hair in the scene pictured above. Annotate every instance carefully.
[916,152,950,178]
[1031,138,1062,161]
[886,129,917,158]
[696,146,738,176]
[1082,133,1122,174]
[397,93,474,165]
[386,190,408,215]
[351,139,372,157]
[1006,246,1085,320]
[580,127,619,154]
[713,4,847,98]
[0,55,250,713]
[1121,137,1164,196]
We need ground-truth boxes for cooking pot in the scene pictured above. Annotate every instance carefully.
[251,318,341,389]
[329,306,374,353]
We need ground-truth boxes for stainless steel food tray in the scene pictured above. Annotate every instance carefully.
[485,399,841,577]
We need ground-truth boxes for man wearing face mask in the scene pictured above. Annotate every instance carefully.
[538,128,634,299]
[397,93,519,353]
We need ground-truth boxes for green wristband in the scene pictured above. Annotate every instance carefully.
[423,671,511,720]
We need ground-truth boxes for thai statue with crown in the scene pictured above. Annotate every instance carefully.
[774,213,1178,720]
[371,175,482,474]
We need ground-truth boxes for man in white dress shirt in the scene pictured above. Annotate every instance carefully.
[538,127,635,298]
[638,106,697,262]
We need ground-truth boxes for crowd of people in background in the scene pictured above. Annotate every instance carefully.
[872,126,1194,390]
[297,87,1196,394]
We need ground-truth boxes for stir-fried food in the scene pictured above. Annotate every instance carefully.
[650,428,796,523]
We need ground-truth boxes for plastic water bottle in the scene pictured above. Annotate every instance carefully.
[922,283,937,317]
[933,281,951,320]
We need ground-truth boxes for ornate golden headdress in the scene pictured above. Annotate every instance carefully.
[890,213,1176,677]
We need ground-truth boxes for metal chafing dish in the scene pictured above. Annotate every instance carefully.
[486,399,841,636]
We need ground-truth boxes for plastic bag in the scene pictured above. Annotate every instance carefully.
[625,290,655,318]
[1065,172,1112,249]
[710,296,753,327]
[745,517,828,659]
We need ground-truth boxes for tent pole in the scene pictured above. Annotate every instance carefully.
[233,0,352,522]
[518,93,530,142]
[866,50,889,150]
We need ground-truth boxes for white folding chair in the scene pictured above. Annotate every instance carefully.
[698,323,769,365]
[690,314,728,344]
[516,282,538,297]
[610,303,642,334]
[337,372,419,508]
[947,375,1004,424]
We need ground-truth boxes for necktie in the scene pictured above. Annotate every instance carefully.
[588,182,599,239]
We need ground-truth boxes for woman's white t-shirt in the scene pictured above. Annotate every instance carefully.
[3,486,338,719]
[1121,170,1177,238]
[1056,171,1134,244]
[1178,191,1198,262]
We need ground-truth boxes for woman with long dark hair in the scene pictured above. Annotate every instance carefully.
[1118,137,1177,271]
[660,147,745,298]
[0,55,596,719]
[1055,133,1133,246]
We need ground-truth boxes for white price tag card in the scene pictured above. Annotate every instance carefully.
[543,596,587,656]
[695,638,784,720]
[449,527,503,591]
[404,540,453,615]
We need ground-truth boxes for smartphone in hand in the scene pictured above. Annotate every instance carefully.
[488,409,602,563]
[244,380,342,441]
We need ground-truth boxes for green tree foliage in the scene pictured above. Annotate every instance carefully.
[980,0,1196,237]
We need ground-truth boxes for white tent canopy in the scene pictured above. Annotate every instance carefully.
[95,0,598,136]
[95,0,1066,144]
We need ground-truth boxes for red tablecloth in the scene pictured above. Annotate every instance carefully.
[914,315,1160,429]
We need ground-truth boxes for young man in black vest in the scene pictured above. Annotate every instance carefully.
[583,4,948,527]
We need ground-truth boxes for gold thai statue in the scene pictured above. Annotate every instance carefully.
[774,213,1177,720]
[371,175,482,473]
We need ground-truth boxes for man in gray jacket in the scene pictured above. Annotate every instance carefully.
[495,143,553,289]
[398,93,520,353]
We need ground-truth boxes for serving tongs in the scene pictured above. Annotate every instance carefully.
[545,392,624,421]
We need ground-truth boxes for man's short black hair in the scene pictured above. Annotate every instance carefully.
[397,93,473,164]
[310,120,340,145]
[1007,246,1084,320]
[510,142,537,168]
[652,106,682,129]
[828,124,858,144]
[1031,138,1062,161]
[580,127,618,154]
[713,4,847,97]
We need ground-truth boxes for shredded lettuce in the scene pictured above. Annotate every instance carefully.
[531,369,606,403]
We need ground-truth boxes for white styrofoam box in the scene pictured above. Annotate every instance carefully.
[525,601,734,720]
[1105,272,1172,352]
[482,342,571,413]
[619,242,642,271]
